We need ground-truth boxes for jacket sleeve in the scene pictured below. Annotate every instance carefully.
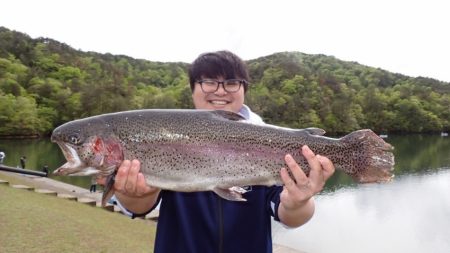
[265,185,283,221]
[110,192,162,219]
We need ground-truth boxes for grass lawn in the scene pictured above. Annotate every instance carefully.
[0,180,156,253]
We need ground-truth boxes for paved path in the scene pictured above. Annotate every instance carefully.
[0,170,101,198]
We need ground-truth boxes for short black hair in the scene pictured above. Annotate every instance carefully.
[188,50,249,93]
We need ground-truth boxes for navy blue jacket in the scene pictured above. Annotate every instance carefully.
[150,186,283,253]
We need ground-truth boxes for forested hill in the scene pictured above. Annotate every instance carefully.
[0,26,449,136]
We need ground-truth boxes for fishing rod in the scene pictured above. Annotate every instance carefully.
[0,164,48,177]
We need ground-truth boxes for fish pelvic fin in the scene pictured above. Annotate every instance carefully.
[213,186,248,201]
[342,129,395,183]
[101,171,116,207]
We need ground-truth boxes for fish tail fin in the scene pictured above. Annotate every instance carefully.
[101,172,116,207]
[341,129,395,183]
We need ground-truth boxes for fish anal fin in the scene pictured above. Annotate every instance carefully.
[212,110,246,121]
[229,186,249,194]
[213,186,247,201]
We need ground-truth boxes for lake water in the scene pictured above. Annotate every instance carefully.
[273,169,450,253]
[1,134,449,252]
[273,134,450,253]
[0,138,92,188]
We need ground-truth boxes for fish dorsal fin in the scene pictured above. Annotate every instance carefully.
[304,127,326,136]
[212,110,246,121]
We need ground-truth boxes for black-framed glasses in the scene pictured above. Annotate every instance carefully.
[196,79,247,93]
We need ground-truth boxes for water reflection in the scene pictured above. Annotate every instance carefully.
[273,168,450,253]
[324,134,450,190]
[390,134,450,173]
[272,134,450,253]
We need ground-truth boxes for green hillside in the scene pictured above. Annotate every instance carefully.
[1,26,449,136]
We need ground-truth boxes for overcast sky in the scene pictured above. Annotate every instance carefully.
[2,0,449,82]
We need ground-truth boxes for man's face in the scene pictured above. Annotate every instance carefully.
[192,77,245,113]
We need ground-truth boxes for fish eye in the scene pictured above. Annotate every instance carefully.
[68,133,82,145]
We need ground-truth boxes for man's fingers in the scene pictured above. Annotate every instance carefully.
[284,154,308,184]
[280,167,297,193]
[115,160,131,191]
[124,159,140,193]
[279,165,312,209]
[302,145,324,187]
[317,155,335,180]
[136,173,150,196]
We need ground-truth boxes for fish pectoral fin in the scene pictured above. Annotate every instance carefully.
[101,171,116,207]
[213,187,247,202]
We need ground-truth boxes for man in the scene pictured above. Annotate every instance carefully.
[0,151,5,164]
[42,165,49,176]
[102,51,335,252]
[20,156,26,169]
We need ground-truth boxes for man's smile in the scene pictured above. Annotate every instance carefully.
[208,100,230,105]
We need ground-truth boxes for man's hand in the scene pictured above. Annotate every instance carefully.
[278,145,335,227]
[97,159,160,214]
[97,159,158,197]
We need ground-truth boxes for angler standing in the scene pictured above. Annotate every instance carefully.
[20,156,26,169]
[100,51,336,253]
[0,151,5,164]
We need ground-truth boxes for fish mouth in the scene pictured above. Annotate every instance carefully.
[53,142,100,176]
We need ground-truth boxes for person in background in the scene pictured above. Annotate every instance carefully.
[90,178,97,193]
[100,50,335,253]
[20,156,26,169]
[0,151,5,164]
[42,165,49,176]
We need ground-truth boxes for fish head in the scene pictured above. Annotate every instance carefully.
[51,117,123,178]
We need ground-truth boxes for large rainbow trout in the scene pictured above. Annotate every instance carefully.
[51,109,394,205]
